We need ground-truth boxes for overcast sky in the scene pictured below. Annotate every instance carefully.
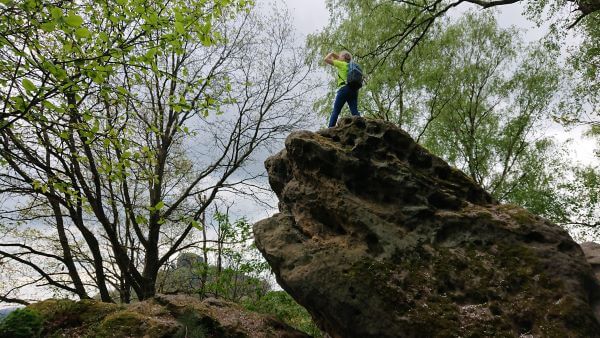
[284,0,542,39]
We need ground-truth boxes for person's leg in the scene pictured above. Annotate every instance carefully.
[328,86,349,127]
[348,88,360,116]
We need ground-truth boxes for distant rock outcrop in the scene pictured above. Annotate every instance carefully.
[23,295,308,337]
[156,252,270,300]
[254,117,600,337]
[157,252,204,294]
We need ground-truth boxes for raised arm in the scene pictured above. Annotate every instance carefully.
[324,52,338,65]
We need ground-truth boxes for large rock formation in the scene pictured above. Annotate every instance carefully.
[254,117,600,337]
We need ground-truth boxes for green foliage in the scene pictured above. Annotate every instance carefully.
[243,291,323,337]
[559,165,600,240]
[0,0,312,303]
[0,308,43,338]
[196,212,271,302]
[200,265,269,301]
[157,212,271,302]
[560,14,599,139]
[0,0,254,136]
[309,7,571,221]
[500,139,571,222]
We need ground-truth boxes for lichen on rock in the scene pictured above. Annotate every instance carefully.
[253,117,600,337]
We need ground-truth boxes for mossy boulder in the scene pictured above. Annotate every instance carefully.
[19,295,309,337]
[254,117,600,337]
[28,298,121,336]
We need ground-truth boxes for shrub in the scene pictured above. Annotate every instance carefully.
[243,291,323,337]
[0,308,43,338]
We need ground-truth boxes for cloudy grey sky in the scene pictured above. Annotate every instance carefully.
[284,0,540,38]
[284,0,329,37]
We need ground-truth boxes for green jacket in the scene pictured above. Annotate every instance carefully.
[332,59,348,87]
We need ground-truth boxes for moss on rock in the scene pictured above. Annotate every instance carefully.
[94,310,179,338]
[20,295,309,338]
[28,298,121,336]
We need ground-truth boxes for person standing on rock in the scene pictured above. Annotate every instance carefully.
[324,51,363,128]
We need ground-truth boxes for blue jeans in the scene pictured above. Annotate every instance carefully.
[328,85,360,127]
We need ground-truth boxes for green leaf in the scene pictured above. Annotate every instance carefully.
[64,14,83,27]
[117,86,128,95]
[22,79,36,92]
[83,112,93,122]
[98,32,109,42]
[174,10,184,22]
[146,13,158,25]
[91,119,100,133]
[135,215,148,225]
[155,201,165,211]
[175,21,185,34]
[143,48,157,62]
[40,22,56,32]
[200,35,212,46]
[50,8,63,19]
[191,219,202,230]
[42,100,57,110]
[134,4,145,14]
[75,27,90,38]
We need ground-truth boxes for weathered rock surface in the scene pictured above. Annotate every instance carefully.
[582,242,600,284]
[24,295,309,337]
[254,117,600,337]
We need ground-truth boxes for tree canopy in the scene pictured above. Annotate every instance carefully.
[308,9,575,219]
[0,0,316,303]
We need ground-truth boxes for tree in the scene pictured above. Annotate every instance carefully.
[559,165,600,229]
[344,0,598,69]
[154,209,270,302]
[557,7,599,128]
[309,10,570,220]
[0,1,317,304]
[311,1,597,133]
[198,210,270,301]
[0,0,245,130]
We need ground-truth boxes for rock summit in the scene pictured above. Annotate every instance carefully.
[254,117,600,337]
